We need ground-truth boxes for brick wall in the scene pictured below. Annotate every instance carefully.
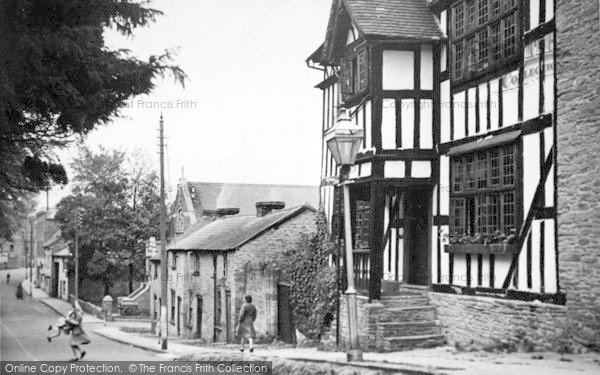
[556,0,600,349]
[430,293,567,351]
[228,209,316,341]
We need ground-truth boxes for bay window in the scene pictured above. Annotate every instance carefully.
[451,0,519,82]
[450,142,519,241]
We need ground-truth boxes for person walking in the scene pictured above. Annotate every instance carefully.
[15,282,23,300]
[65,302,90,361]
[6,273,10,284]
[236,295,257,353]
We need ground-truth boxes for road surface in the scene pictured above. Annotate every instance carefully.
[0,268,164,361]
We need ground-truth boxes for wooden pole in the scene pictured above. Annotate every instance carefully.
[159,113,168,350]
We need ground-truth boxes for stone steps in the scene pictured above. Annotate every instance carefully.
[377,320,441,337]
[384,334,446,351]
[372,285,445,352]
[380,295,429,307]
[376,305,437,322]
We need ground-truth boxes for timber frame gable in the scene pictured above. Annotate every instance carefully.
[310,0,560,305]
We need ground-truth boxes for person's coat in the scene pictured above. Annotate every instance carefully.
[66,310,90,346]
[236,302,257,339]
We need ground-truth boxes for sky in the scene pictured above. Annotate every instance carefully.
[42,0,331,208]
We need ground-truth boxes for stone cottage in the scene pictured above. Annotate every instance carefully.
[160,203,316,342]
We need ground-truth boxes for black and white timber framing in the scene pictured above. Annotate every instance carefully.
[308,0,560,303]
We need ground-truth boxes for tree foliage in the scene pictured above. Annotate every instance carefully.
[55,146,160,295]
[282,213,339,341]
[0,0,185,238]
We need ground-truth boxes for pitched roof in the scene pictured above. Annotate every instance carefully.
[181,182,319,216]
[168,205,315,251]
[346,0,441,40]
[322,0,442,63]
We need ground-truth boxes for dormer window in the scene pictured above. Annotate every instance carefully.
[341,47,368,101]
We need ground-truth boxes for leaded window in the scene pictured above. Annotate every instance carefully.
[451,0,519,82]
[341,48,369,100]
[354,200,370,249]
[450,142,519,238]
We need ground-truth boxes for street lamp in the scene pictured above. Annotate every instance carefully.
[324,107,364,362]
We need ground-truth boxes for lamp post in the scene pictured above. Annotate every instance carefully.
[324,108,364,362]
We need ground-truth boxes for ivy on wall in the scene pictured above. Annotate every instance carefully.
[282,212,339,341]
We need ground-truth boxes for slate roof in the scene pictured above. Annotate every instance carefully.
[168,205,315,251]
[345,0,442,40]
[319,0,442,64]
[182,182,319,216]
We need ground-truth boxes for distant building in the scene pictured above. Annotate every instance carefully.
[169,174,319,242]
[51,248,71,301]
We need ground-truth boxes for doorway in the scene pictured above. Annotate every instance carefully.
[277,283,296,343]
[196,296,203,339]
[403,189,431,286]
[51,262,59,297]
[177,296,181,335]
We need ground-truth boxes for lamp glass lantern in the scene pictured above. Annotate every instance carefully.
[324,108,364,167]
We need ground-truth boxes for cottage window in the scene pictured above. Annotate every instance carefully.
[450,142,518,239]
[354,200,370,249]
[194,253,200,273]
[188,291,193,324]
[153,263,158,280]
[451,0,519,82]
[341,48,368,100]
[215,290,222,327]
[170,290,176,321]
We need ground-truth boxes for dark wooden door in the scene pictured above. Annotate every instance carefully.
[196,296,202,339]
[51,262,59,297]
[277,283,295,343]
[177,296,181,335]
[403,189,431,285]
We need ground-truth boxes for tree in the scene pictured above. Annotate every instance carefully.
[0,0,185,238]
[55,146,159,296]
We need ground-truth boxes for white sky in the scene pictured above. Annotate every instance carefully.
[42,0,330,208]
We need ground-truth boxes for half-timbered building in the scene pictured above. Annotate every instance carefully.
[307,0,588,352]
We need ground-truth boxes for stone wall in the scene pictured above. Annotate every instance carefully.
[336,294,381,351]
[556,0,600,350]
[228,209,316,341]
[235,265,279,340]
[429,292,567,351]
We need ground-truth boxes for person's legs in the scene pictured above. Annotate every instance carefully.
[70,345,80,360]
[248,337,254,352]
[240,337,245,352]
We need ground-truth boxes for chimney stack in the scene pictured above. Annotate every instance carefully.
[256,202,285,217]
[215,208,240,218]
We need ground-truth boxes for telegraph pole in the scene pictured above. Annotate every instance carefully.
[159,113,168,350]
[74,208,82,301]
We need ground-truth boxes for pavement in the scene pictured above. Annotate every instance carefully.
[6,267,600,374]
[0,268,168,361]
[92,326,600,375]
